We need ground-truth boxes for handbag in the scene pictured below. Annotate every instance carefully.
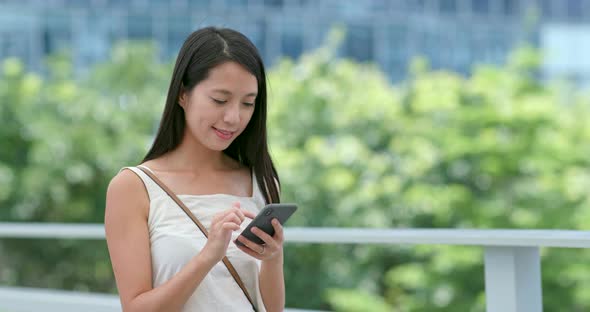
[135,165,258,311]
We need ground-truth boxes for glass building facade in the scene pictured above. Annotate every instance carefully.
[0,0,589,81]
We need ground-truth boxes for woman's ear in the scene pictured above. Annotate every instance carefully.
[178,85,188,108]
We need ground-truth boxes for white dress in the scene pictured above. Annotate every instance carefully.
[121,165,267,312]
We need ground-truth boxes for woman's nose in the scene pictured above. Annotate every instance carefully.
[223,103,240,124]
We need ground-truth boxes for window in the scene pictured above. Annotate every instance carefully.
[567,0,584,20]
[0,31,28,59]
[501,0,517,16]
[370,0,390,11]
[241,20,266,57]
[264,0,283,7]
[388,24,409,62]
[439,0,457,14]
[472,0,489,15]
[167,16,191,58]
[43,13,72,55]
[280,25,302,59]
[539,0,557,19]
[404,0,426,12]
[225,0,247,7]
[127,14,152,39]
[344,24,374,62]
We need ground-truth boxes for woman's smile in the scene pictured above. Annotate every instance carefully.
[212,127,235,140]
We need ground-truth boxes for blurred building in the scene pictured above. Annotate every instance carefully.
[0,0,589,82]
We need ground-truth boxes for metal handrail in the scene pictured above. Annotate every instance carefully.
[1,222,589,312]
[1,222,589,248]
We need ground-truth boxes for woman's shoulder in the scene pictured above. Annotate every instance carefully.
[105,167,150,218]
[109,167,145,191]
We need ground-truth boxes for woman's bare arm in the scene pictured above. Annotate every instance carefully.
[236,176,286,312]
[259,251,285,312]
[105,169,220,312]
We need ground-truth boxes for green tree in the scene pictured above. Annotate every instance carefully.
[269,34,590,310]
[0,42,170,291]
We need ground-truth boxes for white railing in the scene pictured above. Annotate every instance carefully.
[0,286,319,312]
[0,286,121,312]
[1,223,590,312]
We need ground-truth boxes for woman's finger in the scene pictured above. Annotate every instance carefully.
[233,207,245,222]
[271,218,284,242]
[236,243,263,260]
[236,235,265,254]
[241,209,256,220]
[222,222,241,232]
[211,212,224,224]
[250,227,278,248]
[213,209,236,224]
[222,212,242,225]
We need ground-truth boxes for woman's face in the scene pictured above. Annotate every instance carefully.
[179,61,258,151]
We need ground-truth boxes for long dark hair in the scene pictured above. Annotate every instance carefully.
[142,27,280,204]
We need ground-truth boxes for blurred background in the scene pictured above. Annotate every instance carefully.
[3,0,590,83]
[2,0,590,311]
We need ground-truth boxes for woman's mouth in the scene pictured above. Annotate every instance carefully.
[213,127,235,140]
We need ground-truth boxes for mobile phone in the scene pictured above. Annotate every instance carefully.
[235,203,298,246]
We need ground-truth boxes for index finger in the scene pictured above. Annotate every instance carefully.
[215,208,241,223]
[233,207,245,222]
[241,209,256,219]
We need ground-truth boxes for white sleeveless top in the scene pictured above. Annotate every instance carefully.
[121,165,267,312]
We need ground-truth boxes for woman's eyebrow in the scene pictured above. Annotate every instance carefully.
[212,89,232,95]
[212,89,257,97]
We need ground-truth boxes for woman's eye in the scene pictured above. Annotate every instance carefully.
[212,98,227,104]
[243,102,255,107]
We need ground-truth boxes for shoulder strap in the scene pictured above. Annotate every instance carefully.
[134,166,257,312]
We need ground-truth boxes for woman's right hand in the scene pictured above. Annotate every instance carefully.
[201,202,255,263]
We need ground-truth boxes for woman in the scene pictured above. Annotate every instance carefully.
[104,27,284,312]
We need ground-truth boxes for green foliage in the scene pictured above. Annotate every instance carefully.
[0,42,170,291]
[1,36,590,311]
[269,37,590,310]
[326,288,393,312]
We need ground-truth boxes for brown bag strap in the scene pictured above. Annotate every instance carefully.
[134,166,257,311]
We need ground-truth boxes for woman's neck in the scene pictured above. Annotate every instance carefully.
[152,134,231,173]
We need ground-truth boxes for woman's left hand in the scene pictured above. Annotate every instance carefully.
[235,218,284,261]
